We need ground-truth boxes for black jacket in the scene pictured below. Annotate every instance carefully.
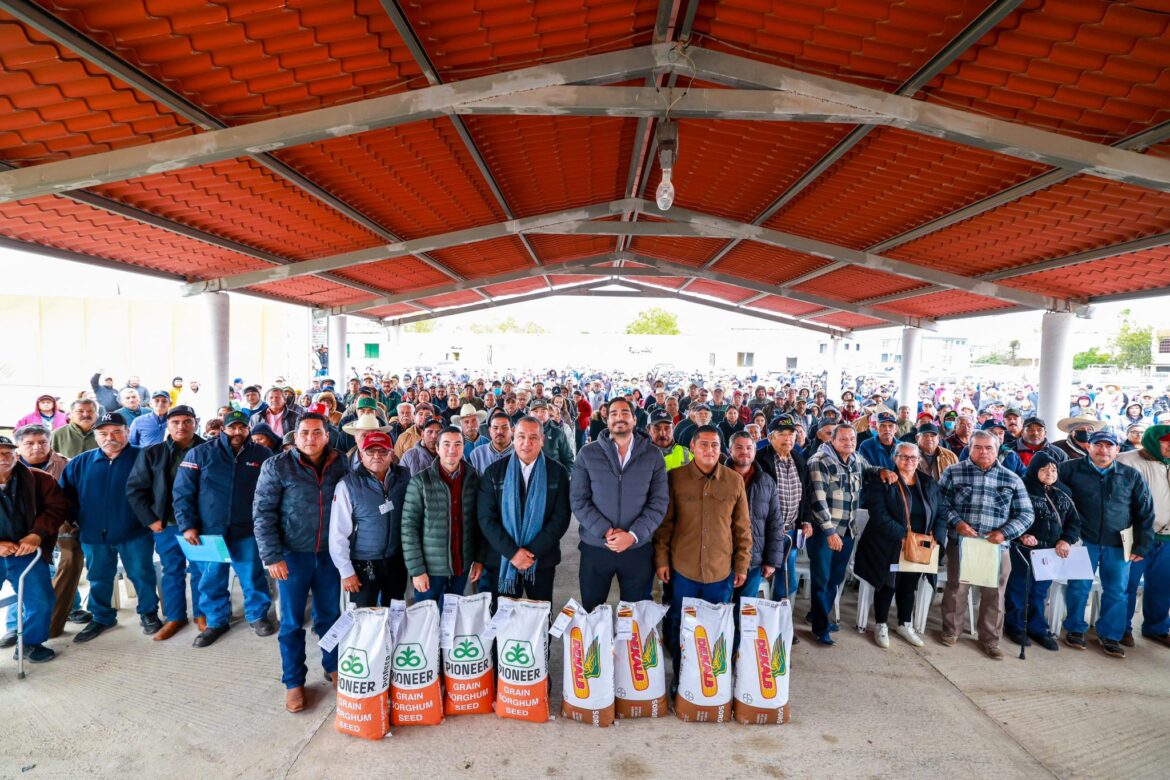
[125,435,205,528]
[855,472,946,589]
[1023,487,1080,548]
[253,448,347,565]
[1058,458,1156,557]
[476,454,571,570]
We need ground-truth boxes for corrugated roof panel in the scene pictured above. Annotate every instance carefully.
[765,127,1051,249]
[874,289,1015,318]
[0,11,194,164]
[91,156,383,261]
[691,0,993,90]
[37,0,423,122]
[415,289,482,308]
[460,115,636,218]
[527,234,614,264]
[331,255,450,292]
[713,241,835,285]
[481,276,549,297]
[247,275,373,307]
[425,236,532,277]
[365,302,417,318]
[791,265,922,302]
[810,311,888,329]
[271,119,507,240]
[684,278,754,302]
[0,193,266,277]
[641,120,856,223]
[398,0,658,80]
[627,235,727,266]
[1005,246,1170,299]
[922,0,1170,141]
[889,174,1170,277]
[748,294,825,317]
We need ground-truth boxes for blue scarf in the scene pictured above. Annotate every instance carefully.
[498,452,547,592]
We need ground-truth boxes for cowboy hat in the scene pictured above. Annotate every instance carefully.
[342,414,390,435]
[1055,414,1106,434]
[458,403,488,424]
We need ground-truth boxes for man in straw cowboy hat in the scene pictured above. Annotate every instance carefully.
[1054,414,1106,461]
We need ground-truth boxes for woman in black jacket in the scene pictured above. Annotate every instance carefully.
[857,441,947,649]
[1004,452,1080,652]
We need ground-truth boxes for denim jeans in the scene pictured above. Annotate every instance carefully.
[82,534,159,626]
[806,529,855,637]
[775,530,800,599]
[1004,545,1052,636]
[668,570,735,682]
[413,573,469,603]
[0,554,54,645]
[197,536,272,629]
[154,525,204,623]
[276,550,340,689]
[7,556,81,633]
[1126,539,1170,637]
[1063,543,1130,642]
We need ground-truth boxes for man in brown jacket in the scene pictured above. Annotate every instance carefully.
[654,425,751,686]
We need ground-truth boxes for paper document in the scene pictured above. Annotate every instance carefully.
[1120,527,1134,560]
[177,534,231,563]
[958,537,1001,588]
[1030,546,1095,582]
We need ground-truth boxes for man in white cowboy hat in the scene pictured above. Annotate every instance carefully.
[401,418,443,476]
[1054,414,1107,461]
[457,403,489,458]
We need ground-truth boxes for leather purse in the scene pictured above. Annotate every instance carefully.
[898,481,936,565]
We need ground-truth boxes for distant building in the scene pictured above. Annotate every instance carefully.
[877,335,971,372]
[1154,329,1170,373]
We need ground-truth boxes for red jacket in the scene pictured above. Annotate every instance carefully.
[576,398,592,431]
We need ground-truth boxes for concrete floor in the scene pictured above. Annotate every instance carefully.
[2,527,1168,780]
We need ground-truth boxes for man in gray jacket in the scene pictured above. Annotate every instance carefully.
[570,398,668,611]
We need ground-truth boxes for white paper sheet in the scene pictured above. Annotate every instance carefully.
[1029,546,1095,582]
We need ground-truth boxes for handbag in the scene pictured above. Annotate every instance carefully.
[897,481,935,565]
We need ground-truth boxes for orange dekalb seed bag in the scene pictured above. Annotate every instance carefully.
[733,597,793,725]
[675,597,734,723]
[613,600,670,719]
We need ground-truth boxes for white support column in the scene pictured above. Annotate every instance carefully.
[329,315,348,383]
[1038,311,1075,431]
[203,291,230,411]
[899,326,922,413]
[825,336,842,402]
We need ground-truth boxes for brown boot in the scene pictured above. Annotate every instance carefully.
[194,617,207,632]
[153,619,189,641]
[286,687,306,713]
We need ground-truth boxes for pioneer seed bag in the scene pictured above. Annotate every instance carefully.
[335,608,392,739]
[613,600,670,719]
[559,600,615,727]
[390,599,443,726]
[733,597,793,725]
[675,597,734,723]
[494,598,551,723]
[442,592,495,716]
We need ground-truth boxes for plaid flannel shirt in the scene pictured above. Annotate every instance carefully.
[807,445,877,537]
[937,459,1033,543]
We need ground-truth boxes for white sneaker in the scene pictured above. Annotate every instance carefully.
[897,623,925,647]
[874,623,890,648]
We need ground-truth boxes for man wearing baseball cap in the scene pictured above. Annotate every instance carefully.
[858,411,899,471]
[329,431,411,607]
[1117,424,1170,648]
[1058,429,1155,658]
[0,435,66,662]
[914,423,956,480]
[128,390,172,448]
[125,405,206,641]
[1013,417,1067,468]
[174,411,275,648]
[59,414,162,642]
[648,409,691,472]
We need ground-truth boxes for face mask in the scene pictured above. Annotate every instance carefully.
[1072,429,1090,443]
[943,420,955,432]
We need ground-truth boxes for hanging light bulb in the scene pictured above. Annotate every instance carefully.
[655,168,675,211]
[654,119,679,211]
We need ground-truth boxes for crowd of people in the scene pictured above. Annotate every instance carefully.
[1,365,1166,714]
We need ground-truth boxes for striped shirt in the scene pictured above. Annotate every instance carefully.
[937,459,1033,543]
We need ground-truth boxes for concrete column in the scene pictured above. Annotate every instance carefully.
[1038,311,1074,430]
[329,315,348,382]
[825,336,842,402]
[203,291,230,410]
[899,326,922,413]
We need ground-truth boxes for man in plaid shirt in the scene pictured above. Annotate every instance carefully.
[937,430,1033,659]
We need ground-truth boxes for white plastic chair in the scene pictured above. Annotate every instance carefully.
[911,569,974,636]
[855,579,874,632]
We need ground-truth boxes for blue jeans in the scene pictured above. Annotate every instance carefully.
[6,556,81,632]
[1127,539,1170,637]
[413,573,469,603]
[154,526,204,623]
[733,566,764,655]
[82,534,159,626]
[0,554,54,645]
[669,570,735,682]
[773,530,800,599]
[1004,546,1052,636]
[276,551,340,689]
[1063,543,1130,642]
[806,529,855,637]
[197,536,272,629]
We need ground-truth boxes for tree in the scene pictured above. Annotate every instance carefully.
[467,316,546,335]
[1008,339,1020,364]
[1112,308,1152,368]
[624,306,680,335]
[404,320,437,334]
[1073,346,1112,370]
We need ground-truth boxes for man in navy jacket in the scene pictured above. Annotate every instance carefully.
[173,411,274,649]
[59,414,161,642]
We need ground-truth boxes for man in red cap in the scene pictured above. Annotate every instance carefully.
[328,432,411,605]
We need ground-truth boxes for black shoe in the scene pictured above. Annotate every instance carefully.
[792,634,801,645]
[250,617,276,637]
[1064,631,1086,650]
[1029,632,1059,652]
[192,625,230,648]
[67,609,92,624]
[0,631,16,649]
[140,613,163,635]
[1099,638,1126,658]
[74,621,115,643]
[1005,627,1030,647]
[814,632,835,646]
[15,644,55,663]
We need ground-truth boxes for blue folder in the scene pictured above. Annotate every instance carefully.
[177,534,232,563]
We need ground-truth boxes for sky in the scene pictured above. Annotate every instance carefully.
[2,247,1164,355]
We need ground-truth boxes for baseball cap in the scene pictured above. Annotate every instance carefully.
[691,402,711,412]
[1023,416,1047,429]
[421,418,444,430]
[768,415,797,433]
[356,397,378,410]
[648,409,673,426]
[360,431,394,451]
[1088,430,1120,446]
[875,412,897,425]
[414,403,434,413]
[530,399,550,410]
[94,413,125,429]
[166,405,196,419]
[1004,407,1023,418]
[151,390,170,400]
[916,423,940,436]
[980,419,1006,431]
[0,435,15,450]
[943,410,959,420]
[223,410,250,427]
[821,405,839,416]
